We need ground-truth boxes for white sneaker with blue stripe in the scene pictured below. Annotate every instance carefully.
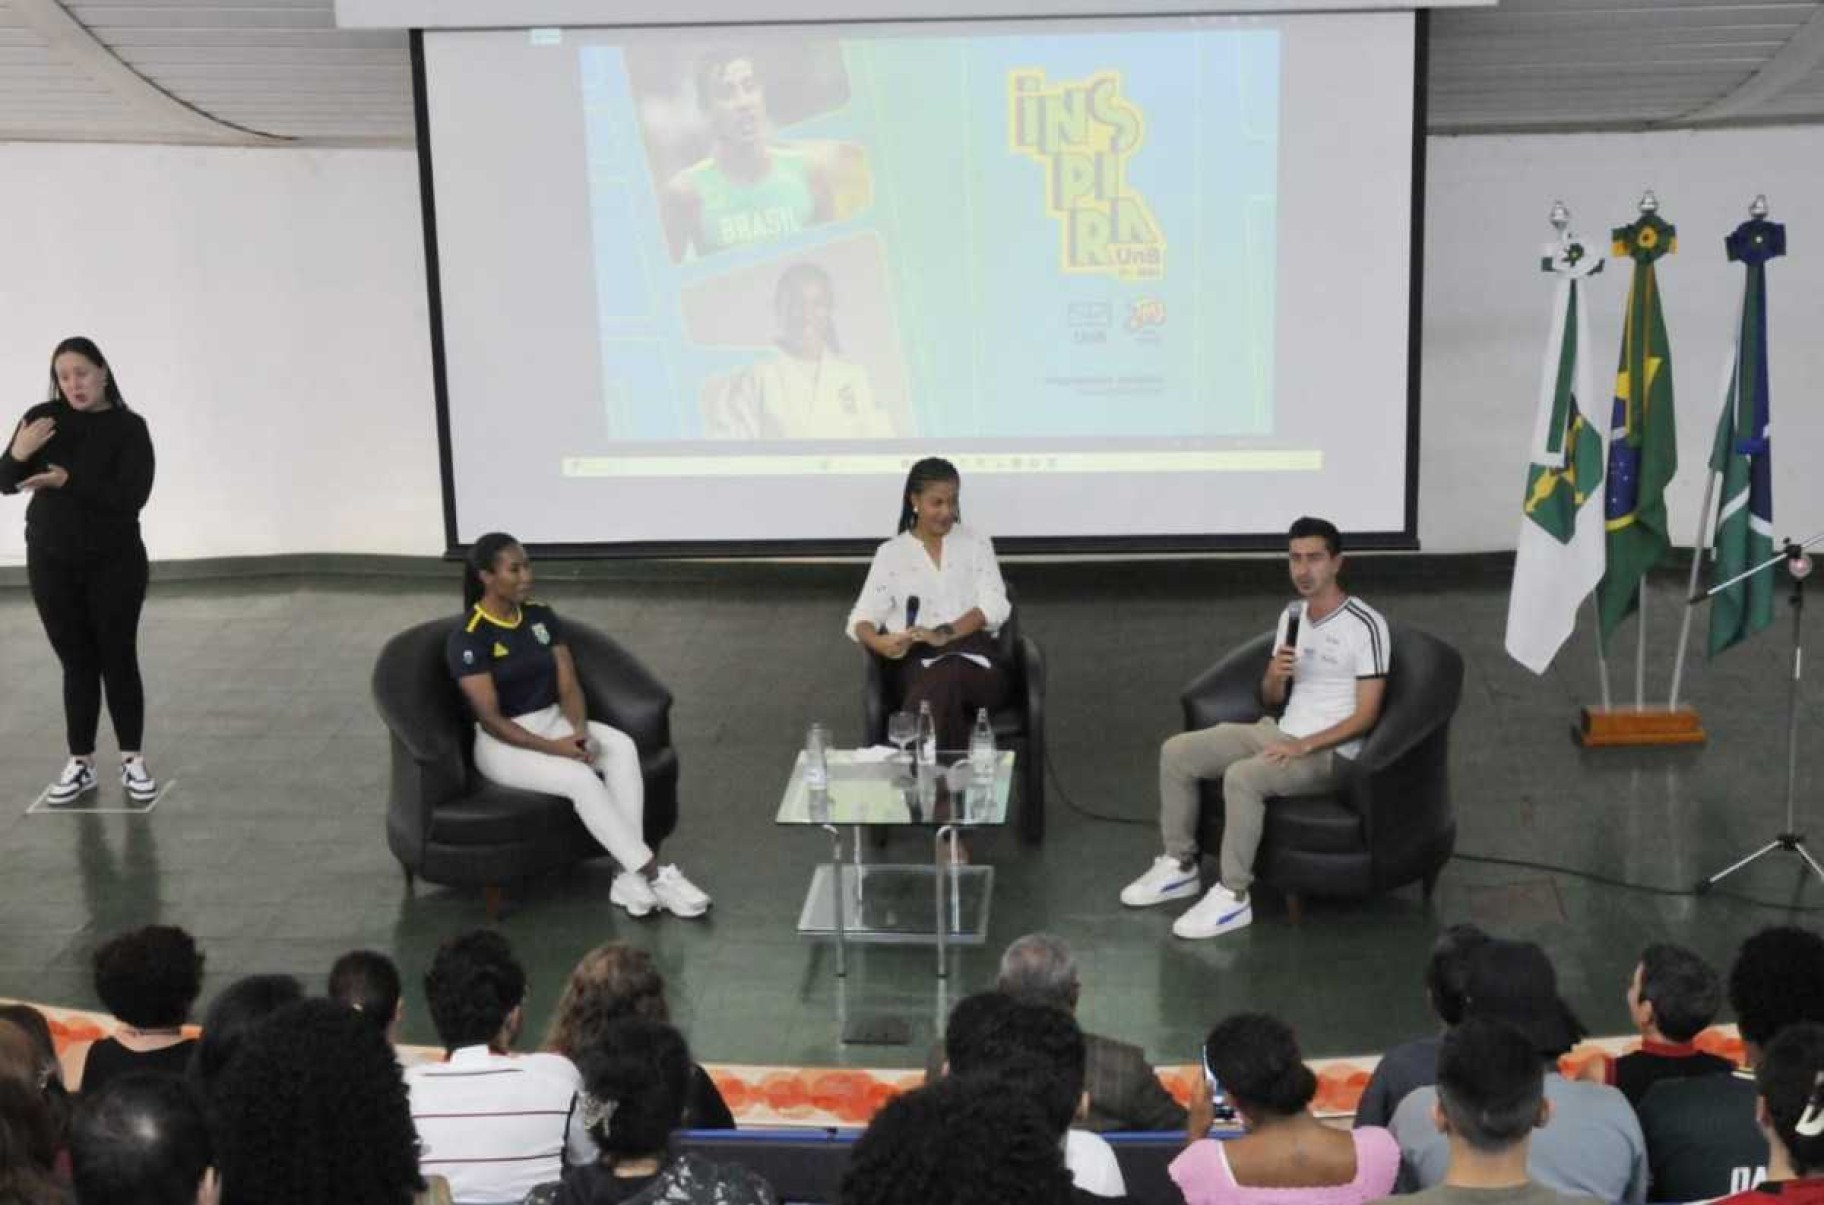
[1120,855,1202,907]
[1172,882,1253,939]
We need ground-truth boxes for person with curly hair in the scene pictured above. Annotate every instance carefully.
[0,1017,67,1205]
[188,974,304,1104]
[211,998,423,1205]
[1708,1023,1824,1205]
[840,1073,1076,1205]
[63,923,204,1094]
[0,1005,72,1173]
[70,1072,216,1205]
[529,1019,773,1205]
[544,943,734,1131]
[1639,926,1824,1202]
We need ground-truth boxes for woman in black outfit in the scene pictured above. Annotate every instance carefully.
[0,336,157,806]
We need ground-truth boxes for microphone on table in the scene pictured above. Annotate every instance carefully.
[1282,600,1305,650]
[906,595,921,630]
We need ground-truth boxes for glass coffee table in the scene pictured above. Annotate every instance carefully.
[775,748,1015,978]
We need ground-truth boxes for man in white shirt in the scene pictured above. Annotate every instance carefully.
[403,930,587,1205]
[1120,516,1390,939]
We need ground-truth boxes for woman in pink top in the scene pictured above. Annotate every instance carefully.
[1172,1014,1400,1205]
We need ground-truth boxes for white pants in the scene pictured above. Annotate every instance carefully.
[472,704,653,874]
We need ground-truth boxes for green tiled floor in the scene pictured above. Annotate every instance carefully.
[1,558,1819,1071]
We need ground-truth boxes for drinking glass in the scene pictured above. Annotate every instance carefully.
[887,711,916,764]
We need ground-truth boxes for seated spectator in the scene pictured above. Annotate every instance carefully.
[0,1016,65,1205]
[70,1073,216,1205]
[529,1018,773,1205]
[1175,1013,1397,1205]
[188,974,304,1102]
[543,942,734,1130]
[1355,924,1489,1128]
[942,991,1128,1201]
[1381,1016,1601,1205]
[922,933,1186,1133]
[329,949,405,1042]
[1708,1023,1824,1205]
[0,1004,72,1175]
[212,998,423,1205]
[63,924,203,1093]
[1390,939,1644,1204]
[1639,926,1824,1202]
[1584,942,1732,1105]
[407,930,586,1204]
[840,1073,1077,1205]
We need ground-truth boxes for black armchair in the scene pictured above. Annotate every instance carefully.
[1180,622,1462,922]
[371,616,680,917]
[861,606,1048,844]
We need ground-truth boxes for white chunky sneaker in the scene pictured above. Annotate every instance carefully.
[1120,855,1202,907]
[121,756,159,805]
[1172,882,1253,940]
[650,865,711,918]
[610,871,659,918]
[46,759,97,805]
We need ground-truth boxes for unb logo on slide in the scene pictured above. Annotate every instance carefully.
[1008,69,1166,280]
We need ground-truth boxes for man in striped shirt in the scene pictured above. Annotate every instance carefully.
[1120,516,1391,939]
[404,930,587,1204]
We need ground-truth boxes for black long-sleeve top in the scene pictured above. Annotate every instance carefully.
[0,400,155,559]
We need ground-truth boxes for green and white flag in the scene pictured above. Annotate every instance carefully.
[1506,235,1607,675]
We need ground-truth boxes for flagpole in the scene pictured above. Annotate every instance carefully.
[1592,597,1613,709]
[1635,583,1647,709]
[1669,464,1720,710]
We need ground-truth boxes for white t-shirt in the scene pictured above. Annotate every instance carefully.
[1065,1128,1129,1198]
[705,349,896,440]
[404,1046,591,1205]
[844,526,1012,638]
[1273,595,1390,759]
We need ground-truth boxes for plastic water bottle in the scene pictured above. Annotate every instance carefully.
[970,709,995,779]
[804,722,830,792]
[915,701,937,769]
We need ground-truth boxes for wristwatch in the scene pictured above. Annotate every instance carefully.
[937,623,956,637]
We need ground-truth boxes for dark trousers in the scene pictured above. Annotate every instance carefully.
[892,631,1009,750]
[27,542,148,755]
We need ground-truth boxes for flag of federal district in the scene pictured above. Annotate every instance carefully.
[1506,236,1606,675]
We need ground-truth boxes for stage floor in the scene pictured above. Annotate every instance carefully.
[0,557,1818,1070]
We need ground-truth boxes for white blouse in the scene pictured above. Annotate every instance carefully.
[844,525,1012,640]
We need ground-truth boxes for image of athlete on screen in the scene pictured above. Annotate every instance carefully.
[661,53,838,261]
[703,261,902,440]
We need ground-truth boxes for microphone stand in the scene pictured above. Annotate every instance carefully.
[1691,532,1824,893]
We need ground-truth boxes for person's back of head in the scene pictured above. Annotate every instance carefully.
[1463,938,1586,1060]
[1426,924,1490,1028]
[1754,1022,1824,1177]
[1435,1018,1548,1155]
[0,1005,69,1157]
[841,1074,1074,1205]
[574,1017,694,1163]
[943,992,1086,1135]
[424,929,526,1052]
[544,942,670,1061]
[1636,942,1722,1043]
[327,950,402,1037]
[1731,927,1824,1057]
[1203,1012,1318,1123]
[72,1073,216,1205]
[0,1018,61,1205]
[91,923,205,1028]
[190,974,305,1099]
[212,998,422,1205]
[996,933,1080,1012]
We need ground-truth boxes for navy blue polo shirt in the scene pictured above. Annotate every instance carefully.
[446,602,566,717]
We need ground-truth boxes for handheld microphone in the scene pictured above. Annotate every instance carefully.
[906,595,921,629]
[1282,601,1305,650]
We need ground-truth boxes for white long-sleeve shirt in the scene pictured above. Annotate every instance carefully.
[844,525,1011,639]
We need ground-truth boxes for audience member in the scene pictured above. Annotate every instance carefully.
[1390,939,1645,1204]
[943,991,1127,1200]
[1377,1017,1601,1205]
[1355,924,1489,1128]
[544,942,734,1130]
[1708,1023,1824,1205]
[0,1004,72,1171]
[69,1073,216,1205]
[188,974,304,1101]
[922,933,1186,1133]
[407,930,586,1204]
[1588,942,1732,1105]
[329,949,405,1042]
[1175,1012,1397,1205]
[0,1016,67,1205]
[529,1018,773,1205]
[212,998,423,1205]
[64,924,202,1093]
[1639,926,1824,1202]
[840,1073,1077,1205]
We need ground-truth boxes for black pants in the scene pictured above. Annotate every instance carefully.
[27,542,148,755]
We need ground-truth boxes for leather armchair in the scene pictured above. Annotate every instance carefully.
[372,616,680,917]
[861,604,1047,844]
[1180,622,1462,921]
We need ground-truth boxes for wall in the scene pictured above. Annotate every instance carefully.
[3,127,1821,562]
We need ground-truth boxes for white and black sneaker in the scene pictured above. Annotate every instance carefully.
[45,759,98,805]
[120,757,159,805]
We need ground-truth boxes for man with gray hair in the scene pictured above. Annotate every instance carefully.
[926,932,1187,1132]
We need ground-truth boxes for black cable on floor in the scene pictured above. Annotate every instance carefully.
[1454,850,1824,914]
[1044,747,1151,827]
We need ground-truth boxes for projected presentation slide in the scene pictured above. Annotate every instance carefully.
[579,30,1278,448]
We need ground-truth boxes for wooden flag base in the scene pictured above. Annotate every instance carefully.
[1574,706,1707,748]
